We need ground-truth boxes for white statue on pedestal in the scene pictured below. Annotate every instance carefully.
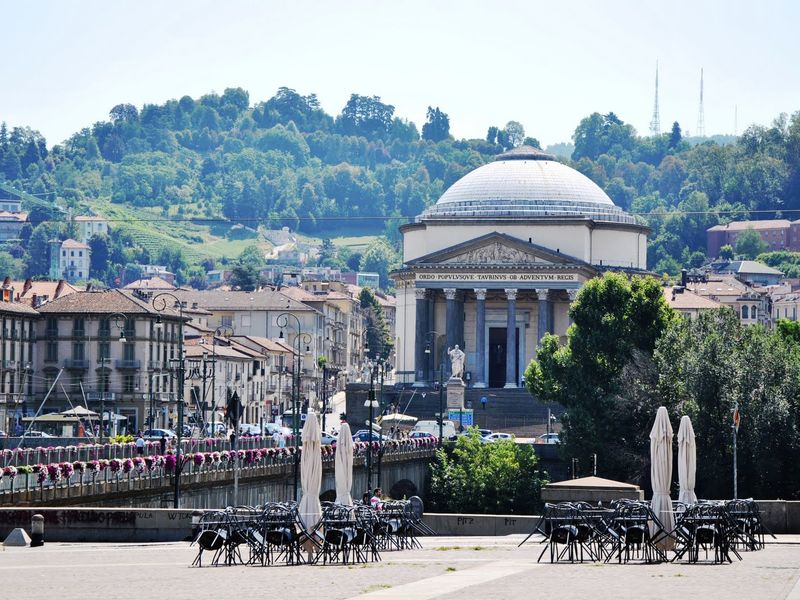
[448,345,465,380]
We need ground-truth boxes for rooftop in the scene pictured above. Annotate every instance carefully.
[663,288,722,311]
[61,239,90,249]
[123,276,176,291]
[170,289,315,312]
[707,219,791,232]
[36,289,182,318]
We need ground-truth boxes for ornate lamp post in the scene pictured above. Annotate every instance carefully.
[277,312,312,501]
[152,292,185,509]
[423,331,444,447]
[97,312,130,441]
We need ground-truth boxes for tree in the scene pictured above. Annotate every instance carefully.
[26,224,58,277]
[429,430,546,514]
[109,104,138,125]
[359,238,398,289]
[421,106,450,143]
[336,94,395,138]
[502,121,525,149]
[88,233,111,281]
[0,251,22,279]
[669,121,682,148]
[525,273,675,481]
[229,264,261,291]
[656,309,800,498]
[719,244,735,260]
[735,228,767,259]
[359,287,393,361]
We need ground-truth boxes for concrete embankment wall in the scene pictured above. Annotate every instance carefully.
[1,501,799,543]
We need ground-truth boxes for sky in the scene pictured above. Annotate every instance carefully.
[2,0,799,148]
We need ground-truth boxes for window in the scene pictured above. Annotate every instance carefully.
[45,341,58,362]
[98,342,110,361]
[72,342,85,360]
[123,374,136,393]
[73,317,85,335]
[46,317,58,336]
[742,305,749,319]
[221,315,233,328]
[241,314,251,328]
[123,343,135,361]
[752,305,758,320]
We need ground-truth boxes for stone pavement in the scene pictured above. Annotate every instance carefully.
[2,535,800,600]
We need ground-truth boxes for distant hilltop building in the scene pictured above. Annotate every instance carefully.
[51,239,91,283]
[707,219,800,257]
[74,215,109,244]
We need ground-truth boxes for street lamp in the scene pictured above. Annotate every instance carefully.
[96,312,129,441]
[152,292,185,509]
[277,312,312,501]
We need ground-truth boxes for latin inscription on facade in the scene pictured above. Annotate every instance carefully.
[416,272,577,283]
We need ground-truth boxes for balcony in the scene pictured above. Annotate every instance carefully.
[45,328,58,338]
[64,358,89,369]
[148,360,165,370]
[72,329,86,338]
[115,359,141,370]
[87,392,115,402]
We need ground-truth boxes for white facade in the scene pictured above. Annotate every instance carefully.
[75,216,109,244]
[59,239,91,283]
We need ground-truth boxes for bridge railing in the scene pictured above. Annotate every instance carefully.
[1,436,278,467]
[0,438,437,502]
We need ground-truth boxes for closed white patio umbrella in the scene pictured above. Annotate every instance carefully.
[335,421,354,506]
[677,415,698,504]
[650,406,675,549]
[298,410,322,531]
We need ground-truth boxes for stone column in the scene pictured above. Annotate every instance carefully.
[474,288,487,388]
[414,288,429,385]
[504,288,517,388]
[427,293,436,382]
[444,288,459,356]
[535,288,552,345]
[567,289,579,326]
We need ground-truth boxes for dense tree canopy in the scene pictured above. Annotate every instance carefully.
[3,86,800,279]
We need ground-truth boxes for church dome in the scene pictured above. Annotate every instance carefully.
[418,146,637,225]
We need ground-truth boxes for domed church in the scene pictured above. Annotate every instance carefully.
[391,146,648,389]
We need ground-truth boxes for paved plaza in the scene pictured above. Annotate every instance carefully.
[3,535,800,600]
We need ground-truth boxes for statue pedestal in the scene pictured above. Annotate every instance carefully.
[446,377,466,410]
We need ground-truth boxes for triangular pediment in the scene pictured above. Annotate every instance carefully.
[407,232,589,267]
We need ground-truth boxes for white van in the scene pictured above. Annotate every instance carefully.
[412,420,457,440]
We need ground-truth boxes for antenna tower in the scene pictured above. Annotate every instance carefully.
[649,60,661,136]
[696,68,705,137]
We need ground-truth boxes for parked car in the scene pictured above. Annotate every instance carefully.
[26,431,54,438]
[352,430,380,442]
[320,433,336,445]
[412,419,456,440]
[482,432,515,442]
[265,423,292,437]
[409,431,437,441]
[239,423,263,436]
[204,422,226,437]
[142,428,177,440]
[538,433,560,444]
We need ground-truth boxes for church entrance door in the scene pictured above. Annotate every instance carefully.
[488,327,519,388]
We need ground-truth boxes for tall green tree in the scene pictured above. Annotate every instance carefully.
[525,273,675,481]
[421,106,450,142]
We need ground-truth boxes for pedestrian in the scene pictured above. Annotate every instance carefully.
[135,433,145,455]
[370,487,383,510]
[272,428,281,447]
[159,433,167,456]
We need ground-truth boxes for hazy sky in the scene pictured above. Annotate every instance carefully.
[2,0,799,147]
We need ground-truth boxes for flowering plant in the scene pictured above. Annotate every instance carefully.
[122,459,134,474]
[34,465,47,484]
[46,463,61,482]
[2,465,16,479]
[87,460,101,472]
[210,452,221,464]
[193,453,204,467]
[72,461,86,474]
[60,462,74,479]
[109,459,122,473]
[164,454,177,472]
